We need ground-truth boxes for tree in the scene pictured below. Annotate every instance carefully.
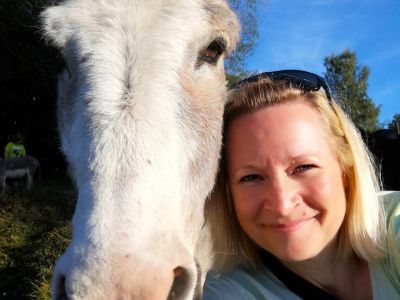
[0,0,77,169]
[388,114,400,133]
[324,50,380,132]
[226,0,260,76]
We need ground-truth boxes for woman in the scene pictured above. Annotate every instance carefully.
[204,70,400,299]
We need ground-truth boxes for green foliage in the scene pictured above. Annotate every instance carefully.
[388,114,400,132]
[227,0,260,75]
[226,73,242,88]
[225,70,257,88]
[0,176,75,299]
[324,50,380,132]
[0,0,68,170]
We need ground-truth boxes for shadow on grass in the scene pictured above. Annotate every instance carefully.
[0,173,75,299]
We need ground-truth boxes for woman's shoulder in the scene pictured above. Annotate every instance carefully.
[203,266,301,300]
[379,191,400,214]
[378,191,400,294]
[379,191,400,236]
[203,269,251,300]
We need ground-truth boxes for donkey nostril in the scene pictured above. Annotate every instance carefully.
[168,267,191,299]
[55,274,69,300]
[173,266,185,278]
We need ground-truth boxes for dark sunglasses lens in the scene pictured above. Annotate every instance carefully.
[233,70,331,100]
[281,71,331,99]
[272,71,320,89]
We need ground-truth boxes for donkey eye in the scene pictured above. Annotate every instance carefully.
[198,38,226,65]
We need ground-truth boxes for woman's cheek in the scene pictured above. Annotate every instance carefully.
[232,188,261,219]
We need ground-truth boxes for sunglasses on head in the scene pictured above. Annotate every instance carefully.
[232,70,332,101]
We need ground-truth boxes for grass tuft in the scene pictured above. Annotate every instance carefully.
[0,174,75,299]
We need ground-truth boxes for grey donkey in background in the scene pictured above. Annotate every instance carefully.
[0,155,41,192]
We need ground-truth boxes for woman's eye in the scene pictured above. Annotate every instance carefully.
[239,174,263,183]
[293,164,315,174]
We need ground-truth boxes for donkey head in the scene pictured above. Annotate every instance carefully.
[42,0,238,299]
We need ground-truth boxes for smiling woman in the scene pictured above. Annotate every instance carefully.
[227,99,348,264]
[204,70,400,300]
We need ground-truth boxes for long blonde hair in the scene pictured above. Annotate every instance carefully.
[207,78,386,272]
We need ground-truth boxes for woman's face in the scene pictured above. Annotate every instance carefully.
[226,98,347,262]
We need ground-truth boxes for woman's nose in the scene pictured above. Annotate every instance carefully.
[262,176,300,216]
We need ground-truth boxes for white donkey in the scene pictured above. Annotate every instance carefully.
[41,0,239,299]
[0,155,41,192]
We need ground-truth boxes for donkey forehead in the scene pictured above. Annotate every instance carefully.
[42,0,239,54]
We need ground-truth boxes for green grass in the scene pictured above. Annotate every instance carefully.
[0,174,75,299]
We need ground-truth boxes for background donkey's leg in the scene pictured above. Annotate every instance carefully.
[26,169,33,191]
[0,174,5,193]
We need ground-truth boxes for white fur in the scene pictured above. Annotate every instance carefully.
[41,1,239,299]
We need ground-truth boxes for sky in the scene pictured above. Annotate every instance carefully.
[245,0,400,126]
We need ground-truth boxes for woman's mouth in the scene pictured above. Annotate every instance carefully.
[267,217,314,233]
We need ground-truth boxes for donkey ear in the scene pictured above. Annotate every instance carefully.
[204,1,240,53]
[41,6,73,49]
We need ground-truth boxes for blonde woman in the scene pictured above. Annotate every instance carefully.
[204,70,400,299]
